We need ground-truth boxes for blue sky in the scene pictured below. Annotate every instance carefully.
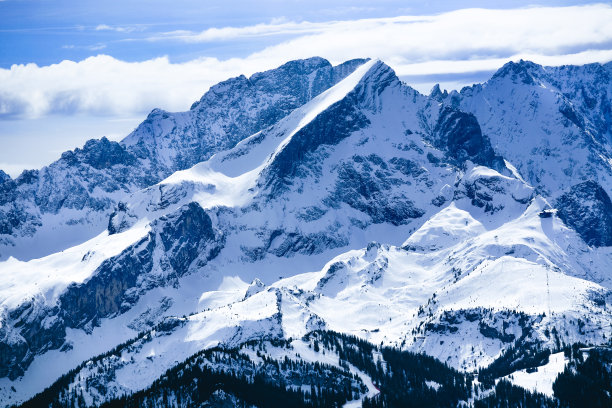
[1,0,611,175]
[0,0,601,67]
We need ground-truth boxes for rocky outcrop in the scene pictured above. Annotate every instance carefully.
[63,201,223,326]
[490,60,541,85]
[433,106,501,168]
[262,92,370,193]
[556,181,612,247]
[330,158,425,225]
[107,201,137,234]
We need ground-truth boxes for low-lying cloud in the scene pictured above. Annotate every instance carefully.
[1,4,612,119]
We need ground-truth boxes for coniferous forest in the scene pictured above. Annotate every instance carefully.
[14,331,612,408]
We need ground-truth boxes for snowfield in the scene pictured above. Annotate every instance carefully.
[503,352,568,397]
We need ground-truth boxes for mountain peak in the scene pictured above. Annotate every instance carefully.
[351,59,401,101]
[188,58,336,112]
[362,59,396,80]
[0,169,10,183]
[259,59,401,192]
[122,57,370,176]
[430,83,448,101]
[261,56,331,75]
[491,59,543,85]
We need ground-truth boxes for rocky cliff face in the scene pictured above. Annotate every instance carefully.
[432,106,502,169]
[556,181,612,247]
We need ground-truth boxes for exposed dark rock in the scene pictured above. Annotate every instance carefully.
[329,159,424,225]
[107,202,137,235]
[491,60,541,85]
[433,106,501,168]
[262,92,370,193]
[63,201,222,326]
[158,202,218,274]
[262,228,348,258]
[0,177,16,207]
[0,331,31,380]
[559,102,585,129]
[430,84,448,102]
[556,181,612,247]
[479,322,515,343]
[15,169,39,185]
[0,301,65,380]
[425,323,459,334]
[389,157,426,178]
[77,137,137,170]
[0,207,24,235]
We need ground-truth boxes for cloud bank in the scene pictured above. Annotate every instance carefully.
[0,56,257,118]
[1,4,612,119]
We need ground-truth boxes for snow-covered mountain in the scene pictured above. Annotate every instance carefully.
[444,60,612,246]
[0,57,611,407]
[0,57,366,262]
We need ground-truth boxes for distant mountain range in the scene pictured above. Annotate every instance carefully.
[0,57,611,407]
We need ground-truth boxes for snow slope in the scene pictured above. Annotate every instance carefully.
[503,352,568,397]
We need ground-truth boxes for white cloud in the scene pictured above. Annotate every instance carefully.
[243,5,612,66]
[149,19,358,42]
[95,24,140,33]
[151,5,612,58]
[95,24,114,31]
[394,49,612,77]
[62,43,107,51]
[1,4,611,120]
[0,55,263,118]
